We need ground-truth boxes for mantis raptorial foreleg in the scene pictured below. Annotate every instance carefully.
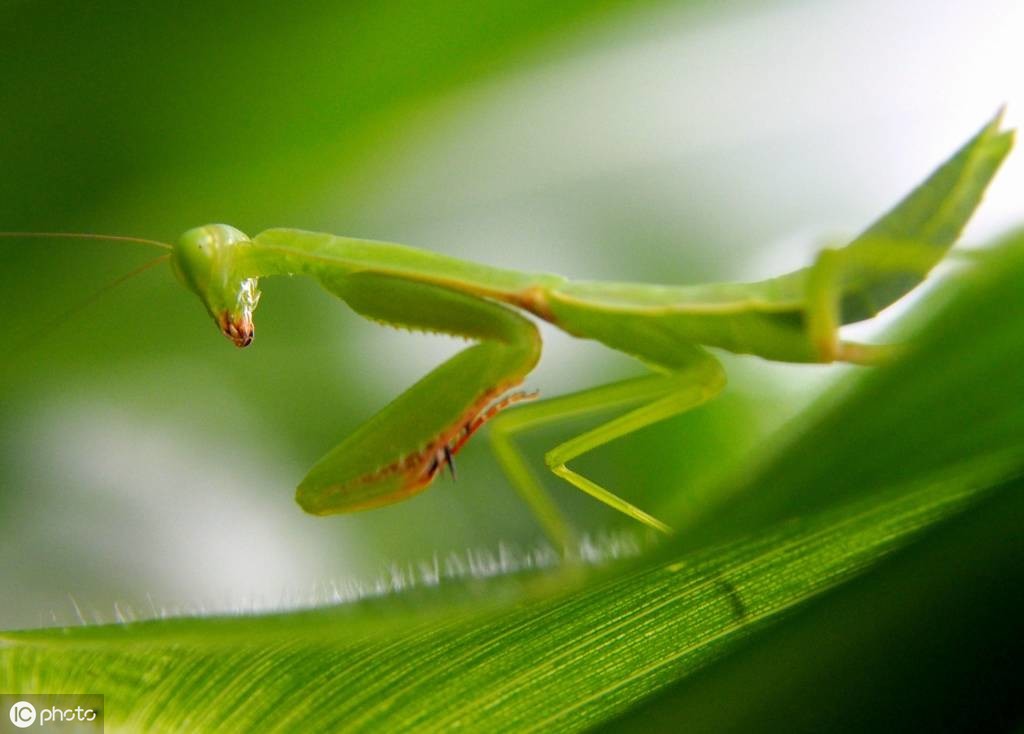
[490,347,725,540]
[295,272,543,516]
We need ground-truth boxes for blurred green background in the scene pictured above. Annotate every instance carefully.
[1,0,1021,630]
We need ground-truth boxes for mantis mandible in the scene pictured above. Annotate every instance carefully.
[5,113,1013,550]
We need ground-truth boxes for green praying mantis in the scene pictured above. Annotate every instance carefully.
[4,112,1014,551]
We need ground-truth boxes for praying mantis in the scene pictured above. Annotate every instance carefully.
[4,112,1013,551]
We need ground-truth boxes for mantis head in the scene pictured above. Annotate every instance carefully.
[173,224,261,347]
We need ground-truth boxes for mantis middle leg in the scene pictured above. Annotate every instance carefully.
[489,346,726,546]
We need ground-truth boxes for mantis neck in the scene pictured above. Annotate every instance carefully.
[243,228,567,322]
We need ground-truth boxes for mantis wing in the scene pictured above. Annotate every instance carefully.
[761,109,1014,324]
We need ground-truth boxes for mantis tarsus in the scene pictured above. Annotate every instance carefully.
[5,112,1014,550]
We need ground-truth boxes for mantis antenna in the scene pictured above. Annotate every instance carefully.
[0,231,173,250]
[34,251,173,321]
[0,231,175,352]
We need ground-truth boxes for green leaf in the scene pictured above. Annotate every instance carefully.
[600,471,1024,733]
[3,223,1024,730]
[0,472,1014,732]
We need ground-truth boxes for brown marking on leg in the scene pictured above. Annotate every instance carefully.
[312,381,540,511]
[447,389,539,457]
[513,286,557,323]
[409,384,539,490]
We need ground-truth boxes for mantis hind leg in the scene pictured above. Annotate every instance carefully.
[805,243,932,365]
[489,347,725,548]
